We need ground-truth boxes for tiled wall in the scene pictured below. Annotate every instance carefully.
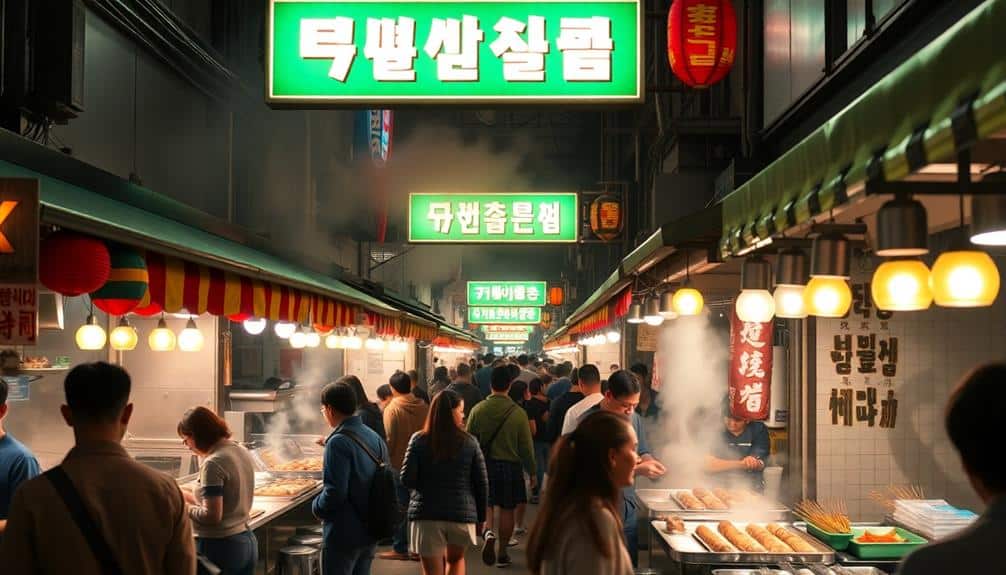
[813,254,1006,520]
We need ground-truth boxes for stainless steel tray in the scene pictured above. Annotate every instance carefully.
[652,520,835,565]
[638,489,791,521]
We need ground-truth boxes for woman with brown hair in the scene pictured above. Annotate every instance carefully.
[178,406,258,575]
[527,410,638,575]
[400,389,488,575]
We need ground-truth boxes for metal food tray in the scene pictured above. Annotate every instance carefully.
[638,489,791,521]
[653,520,835,565]
[250,446,323,479]
[252,478,320,501]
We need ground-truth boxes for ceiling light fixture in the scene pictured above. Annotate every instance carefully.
[773,248,808,319]
[736,255,775,322]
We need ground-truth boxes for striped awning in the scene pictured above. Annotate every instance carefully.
[569,287,632,335]
[719,0,1006,256]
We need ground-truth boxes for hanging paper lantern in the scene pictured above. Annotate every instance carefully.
[589,194,623,241]
[40,231,111,296]
[228,313,252,322]
[667,0,738,88]
[548,286,565,307]
[90,243,149,315]
[313,323,335,336]
[132,301,163,317]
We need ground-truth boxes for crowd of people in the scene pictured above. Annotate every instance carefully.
[0,354,1003,574]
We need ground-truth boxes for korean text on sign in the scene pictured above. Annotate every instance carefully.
[300,15,614,83]
[0,284,37,345]
[428,201,562,236]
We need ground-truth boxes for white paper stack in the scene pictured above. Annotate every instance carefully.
[891,499,979,540]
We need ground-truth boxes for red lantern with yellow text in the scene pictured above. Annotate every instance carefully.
[589,194,623,241]
[667,0,737,88]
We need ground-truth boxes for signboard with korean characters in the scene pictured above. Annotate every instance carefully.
[482,324,534,333]
[410,193,578,243]
[468,281,547,306]
[0,179,39,346]
[728,309,772,420]
[267,0,642,105]
[468,306,541,324]
[484,330,531,341]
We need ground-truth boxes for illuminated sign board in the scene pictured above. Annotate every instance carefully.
[409,193,578,243]
[482,324,534,333]
[484,331,530,341]
[468,281,546,306]
[468,306,541,324]
[267,0,642,105]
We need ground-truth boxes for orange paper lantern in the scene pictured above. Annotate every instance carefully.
[548,286,565,306]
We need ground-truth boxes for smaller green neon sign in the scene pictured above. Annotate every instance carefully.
[468,306,542,324]
[468,281,547,306]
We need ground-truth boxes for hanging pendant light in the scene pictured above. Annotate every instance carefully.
[344,331,363,350]
[109,316,139,351]
[75,310,107,350]
[930,250,999,307]
[606,329,621,343]
[931,185,1001,307]
[325,332,343,349]
[875,194,928,256]
[304,327,321,348]
[178,318,205,352]
[969,172,1006,245]
[872,258,933,311]
[626,302,644,324]
[148,315,177,351]
[643,297,665,326]
[274,321,297,339]
[672,249,705,316]
[804,232,853,317]
[773,248,808,319]
[659,290,678,319]
[736,255,775,322]
[243,317,267,335]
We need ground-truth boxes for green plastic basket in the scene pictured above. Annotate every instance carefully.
[805,522,854,551]
[847,527,927,559]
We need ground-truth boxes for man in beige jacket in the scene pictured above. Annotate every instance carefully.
[2,362,196,574]
[379,371,429,561]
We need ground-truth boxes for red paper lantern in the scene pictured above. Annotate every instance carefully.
[313,323,335,335]
[91,243,149,316]
[548,286,565,307]
[228,313,252,322]
[133,302,163,317]
[667,0,737,88]
[39,231,111,296]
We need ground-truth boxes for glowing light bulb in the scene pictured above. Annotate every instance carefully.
[75,315,107,350]
[109,317,138,351]
[289,330,307,349]
[148,318,177,351]
[672,288,704,316]
[243,318,267,335]
[305,330,321,348]
[930,250,1000,307]
[178,318,204,352]
[606,330,621,343]
[871,259,932,311]
[274,322,297,339]
[804,277,852,317]
[736,289,776,323]
[325,334,342,349]
[773,285,807,319]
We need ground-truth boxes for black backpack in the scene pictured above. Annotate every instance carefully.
[339,430,405,540]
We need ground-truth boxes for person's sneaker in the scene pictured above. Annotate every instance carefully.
[481,530,497,565]
[496,553,512,568]
[514,526,527,537]
[507,536,519,547]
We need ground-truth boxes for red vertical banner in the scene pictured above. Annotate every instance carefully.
[728,308,772,420]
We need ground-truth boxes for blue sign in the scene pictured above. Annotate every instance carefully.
[3,376,29,401]
[355,110,393,167]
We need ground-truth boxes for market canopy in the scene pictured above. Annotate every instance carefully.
[719,0,1006,256]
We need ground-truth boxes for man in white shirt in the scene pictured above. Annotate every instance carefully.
[560,364,603,436]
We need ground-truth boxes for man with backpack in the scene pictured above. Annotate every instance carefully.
[313,381,398,575]
[466,366,536,568]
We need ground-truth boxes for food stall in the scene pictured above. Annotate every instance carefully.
[0,160,455,572]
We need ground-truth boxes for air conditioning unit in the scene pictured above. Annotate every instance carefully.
[26,0,85,122]
[38,289,64,330]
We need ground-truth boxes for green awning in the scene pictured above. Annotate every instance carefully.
[720,0,1006,256]
[0,158,396,313]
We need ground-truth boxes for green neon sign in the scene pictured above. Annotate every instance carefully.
[481,324,534,333]
[468,281,547,306]
[468,306,542,324]
[484,331,530,341]
[409,193,578,243]
[268,0,641,105]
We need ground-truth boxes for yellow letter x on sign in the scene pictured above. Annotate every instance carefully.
[0,200,19,253]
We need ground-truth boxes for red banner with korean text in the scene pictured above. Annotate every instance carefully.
[728,308,772,420]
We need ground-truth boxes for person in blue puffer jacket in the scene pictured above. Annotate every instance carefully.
[401,389,489,575]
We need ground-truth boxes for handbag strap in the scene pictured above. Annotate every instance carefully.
[45,466,125,575]
[339,429,384,467]
[483,404,518,454]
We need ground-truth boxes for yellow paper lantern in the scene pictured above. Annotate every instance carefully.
[804,276,852,318]
[871,259,932,311]
[109,317,139,351]
[929,250,1000,307]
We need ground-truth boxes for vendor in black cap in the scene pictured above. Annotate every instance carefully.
[704,395,770,491]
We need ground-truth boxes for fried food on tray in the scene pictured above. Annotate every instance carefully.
[717,521,767,552]
[855,528,906,543]
[663,515,685,534]
[271,456,323,472]
[676,491,705,510]
[254,478,316,497]
[712,488,738,507]
[695,524,736,553]
[766,523,817,552]
[745,524,792,553]
[694,488,729,510]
